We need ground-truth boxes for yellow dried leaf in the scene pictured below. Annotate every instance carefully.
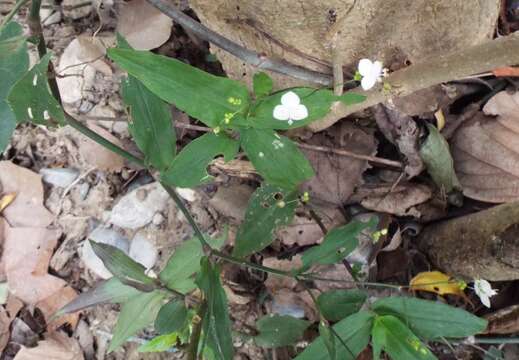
[0,193,16,213]
[409,271,465,296]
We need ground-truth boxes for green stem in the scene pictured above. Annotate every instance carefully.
[0,0,30,30]
[187,300,206,360]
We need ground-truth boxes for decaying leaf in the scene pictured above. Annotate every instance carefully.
[74,124,124,171]
[409,271,465,297]
[301,122,376,205]
[0,307,9,354]
[484,304,519,334]
[116,0,173,50]
[13,331,84,360]
[0,192,16,213]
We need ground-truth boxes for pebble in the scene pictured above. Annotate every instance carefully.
[271,299,306,319]
[129,232,158,270]
[39,167,79,188]
[176,187,197,202]
[152,212,165,226]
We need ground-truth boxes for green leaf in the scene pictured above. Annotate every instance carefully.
[294,310,374,360]
[371,296,488,340]
[56,278,141,316]
[0,22,28,152]
[122,75,176,171]
[371,315,437,360]
[240,128,314,189]
[254,315,309,348]
[301,217,378,269]
[89,241,156,291]
[196,257,234,360]
[159,232,226,293]
[253,72,273,98]
[161,132,239,188]
[319,322,336,360]
[138,333,178,353]
[233,183,297,257]
[419,123,461,194]
[155,299,188,335]
[109,290,166,352]
[317,289,367,322]
[107,48,250,128]
[7,53,65,125]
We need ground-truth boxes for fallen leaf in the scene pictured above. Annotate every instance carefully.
[263,256,302,292]
[0,193,16,213]
[14,331,84,360]
[492,66,519,77]
[74,124,124,171]
[409,271,465,297]
[0,307,10,353]
[484,304,519,334]
[116,0,173,50]
[301,122,376,205]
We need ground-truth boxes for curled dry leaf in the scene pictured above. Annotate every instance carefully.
[116,0,173,50]
[484,304,519,334]
[451,91,519,202]
[13,331,84,360]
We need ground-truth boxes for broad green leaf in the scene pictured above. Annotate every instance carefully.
[138,333,178,353]
[295,310,374,360]
[254,315,309,348]
[233,183,297,257]
[247,88,365,130]
[419,123,461,194]
[319,322,336,360]
[240,128,314,189]
[372,296,488,340]
[159,232,226,293]
[301,217,378,269]
[0,22,28,152]
[107,48,250,128]
[317,289,367,322]
[161,132,239,188]
[7,53,65,125]
[196,257,234,360]
[56,278,141,316]
[109,290,166,352]
[371,315,437,360]
[90,241,156,291]
[155,299,188,335]
[253,72,273,98]
[122,75,176,171]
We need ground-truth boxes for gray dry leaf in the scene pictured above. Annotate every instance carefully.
[14,331,84,360]
[74,124,124,171]
[451,91,519,203]
[301,122,376,205]
[116,0,173,50]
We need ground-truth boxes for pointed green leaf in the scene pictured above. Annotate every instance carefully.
[301,217,378,269]
[233,183,297,257]
[90,241,156,291]
[295,310,374,360]
[7,53,65,125]
[161,132,239,188]
[317,289,367,322]
[241,128,314,189]
[122,75,176,171]
[372,296,488,340]
[319,322,336,360]
[419,123,461,194]
[155,299,188,335]
[109,290,166,352]
[138,333,178,353]
[0,22,28,152]
[107,48,250,128]
[196,257,234,360]
[253,72,273,98]
[159,232,226,293]
[254,315,309,348]
[371,315,437,360]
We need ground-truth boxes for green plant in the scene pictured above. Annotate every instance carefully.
[0,7,489,359]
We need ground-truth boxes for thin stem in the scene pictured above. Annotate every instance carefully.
[187,301,206,360]
[0,0,30,30]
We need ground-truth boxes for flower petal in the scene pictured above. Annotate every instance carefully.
[273,105,290,120]
[281,91,300,106]
[361,75,377,91]
[480,294,491,308]
[358,59,373,77]
[289,104,308,121]
[371,60,383,78]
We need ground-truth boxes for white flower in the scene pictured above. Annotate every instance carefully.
[273,91,308,125]
[358,58,383,91]
[473,279,498,308]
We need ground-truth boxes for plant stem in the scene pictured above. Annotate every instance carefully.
[187,301,206,360]
[0,0,30,30]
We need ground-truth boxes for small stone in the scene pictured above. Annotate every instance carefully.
[77,182,90,200]
[152,212,165,226]
[39,167,79,188]
[62,0,92,19]
[42,10,61,26]
[129,232,158,270]
[176,187,197,202]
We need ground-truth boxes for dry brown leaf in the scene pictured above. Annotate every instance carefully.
[14,331,84,360]
[263,256,302,292]
[451,92,519,202]
[75,124,124,171]
[360,183,432,217]
[484,304,519,334]
[0,161,54,227]
[116,0,173,50]
[301,122,376,205]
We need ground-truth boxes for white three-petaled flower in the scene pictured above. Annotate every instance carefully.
[273,91,308,125]
[358,58,383,91]
[473,279,498,308]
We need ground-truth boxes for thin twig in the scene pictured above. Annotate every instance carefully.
[145,0,332,86]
